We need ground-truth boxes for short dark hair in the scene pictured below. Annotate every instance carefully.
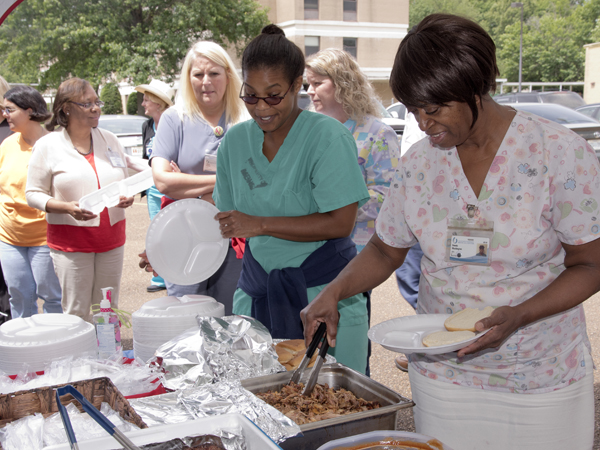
[390,14,499,127]
[46,78,92,131]
[4,85,51,123]
[241,24,305,85]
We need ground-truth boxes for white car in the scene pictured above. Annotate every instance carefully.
[379,103,404,137]
[97,115,147,158]
[387,102,407,121]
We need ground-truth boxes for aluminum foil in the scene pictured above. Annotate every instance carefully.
[129,381,302,445]
[151,315,285,391]
[178,380,301,444]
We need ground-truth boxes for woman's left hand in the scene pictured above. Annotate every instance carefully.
[457,305,524,357]
[116,196,134,208]
[215,210,263,239]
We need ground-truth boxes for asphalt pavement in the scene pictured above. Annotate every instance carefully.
[120,194,600,448]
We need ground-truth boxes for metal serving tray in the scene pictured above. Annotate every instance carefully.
[241,363,414,450]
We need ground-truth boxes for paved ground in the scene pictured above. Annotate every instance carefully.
[120,195,600,448]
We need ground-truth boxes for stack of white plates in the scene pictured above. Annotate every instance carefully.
[0,314,97,374]
[133,295,225,362]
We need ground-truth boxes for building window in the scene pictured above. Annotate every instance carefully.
[305,36,320,56]
[305,0,318,19]
[343,38,357,58]
[343,0,357,21]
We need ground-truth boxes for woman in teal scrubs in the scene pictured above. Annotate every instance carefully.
[213,24,371,373]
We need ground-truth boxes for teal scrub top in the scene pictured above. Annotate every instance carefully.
[214,111,370,372]
[214,110,369,273]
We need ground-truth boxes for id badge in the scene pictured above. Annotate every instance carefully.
[445,217,494,266]
[107,147,126,168]
[204,153,217,172]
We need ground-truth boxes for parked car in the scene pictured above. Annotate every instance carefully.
[494,91,585,109]
[386,102,407,121]
[298,89,312,110]
[506,102,600,160]
[575,103,600,121]
[97,115,146,158]
[379,103,404,137]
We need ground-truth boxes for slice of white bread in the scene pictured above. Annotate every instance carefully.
[422,330,476,347]
[444,306,494,332]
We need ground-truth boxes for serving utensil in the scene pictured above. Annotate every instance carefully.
[289,322,327,385]
[55,385,141,450]
[301,336,329,396]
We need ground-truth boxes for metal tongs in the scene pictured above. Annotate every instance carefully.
[289,322,330,396]
[55,385,141,450]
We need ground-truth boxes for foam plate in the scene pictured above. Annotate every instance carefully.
[368,314,490,355]
[145,199,228,286]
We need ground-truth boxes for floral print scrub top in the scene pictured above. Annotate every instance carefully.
[376,110,600,394]
[344,116,400,251]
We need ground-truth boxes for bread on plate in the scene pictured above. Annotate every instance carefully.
[422,330,476,347]
[444,306,494,332]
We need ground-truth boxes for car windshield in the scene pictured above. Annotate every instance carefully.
[98,117,145,135]
[513,104,598,125]
[541,92,586,109]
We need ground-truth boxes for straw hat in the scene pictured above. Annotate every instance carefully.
[134,79,174,107]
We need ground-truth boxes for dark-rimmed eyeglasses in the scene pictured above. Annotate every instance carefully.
[69,100,104,109]
[1,107,17,115]
[239,83,293,106]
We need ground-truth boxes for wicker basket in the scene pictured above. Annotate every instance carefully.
[0,376,147,430]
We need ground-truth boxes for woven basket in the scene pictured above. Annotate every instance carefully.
[0,376,147,430]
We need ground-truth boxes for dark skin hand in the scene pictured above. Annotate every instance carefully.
[457,237,600,357]
[215,203,358,241]
[301,233,409,348]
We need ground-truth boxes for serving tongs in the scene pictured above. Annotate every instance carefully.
[55,385,141,450]
[288,322,330,396]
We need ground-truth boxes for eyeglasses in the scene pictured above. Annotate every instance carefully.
[69,100,104,109]
[239,83,293,106]
[1,107,17,115]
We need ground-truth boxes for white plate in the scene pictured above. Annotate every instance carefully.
[368,314,490,355]
[145,199,228,285]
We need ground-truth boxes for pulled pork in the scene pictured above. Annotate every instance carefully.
[256,382,381,425]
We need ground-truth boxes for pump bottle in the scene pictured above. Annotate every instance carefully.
[93,287,122,359]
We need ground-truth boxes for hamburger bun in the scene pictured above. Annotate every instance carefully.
[444,306,494,332]
[422,330,476,347]
[275,339,317,371]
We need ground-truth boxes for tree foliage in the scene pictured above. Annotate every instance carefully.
[0,0,269,89]
[127,92,139,115]
[408,0,600,83]
[100,83,123,115]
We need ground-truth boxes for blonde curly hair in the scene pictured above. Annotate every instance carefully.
[306,48,381,121]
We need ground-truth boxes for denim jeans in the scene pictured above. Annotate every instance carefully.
[0,241,62,318]
[147,185,165,287]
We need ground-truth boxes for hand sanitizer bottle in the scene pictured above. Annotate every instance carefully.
[93,287,122,359]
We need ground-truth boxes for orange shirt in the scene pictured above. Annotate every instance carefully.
[0,133,47,246]
[47,152,125,253]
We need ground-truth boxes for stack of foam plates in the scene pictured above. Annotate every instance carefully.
[133,295,225,362]
[0,314,97,375]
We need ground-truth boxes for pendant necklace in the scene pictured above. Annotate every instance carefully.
[77,136,93,156]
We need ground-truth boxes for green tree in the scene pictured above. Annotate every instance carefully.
[0,0,269,89]
[127,92,139,115]
[100,83,123,115]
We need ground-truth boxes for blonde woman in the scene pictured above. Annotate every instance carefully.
[305,49,400,252]
[149,40,246,314]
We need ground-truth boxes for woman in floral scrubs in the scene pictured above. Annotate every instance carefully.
[301,14,600,450]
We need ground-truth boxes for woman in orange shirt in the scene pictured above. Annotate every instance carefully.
[0,86,62,317]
